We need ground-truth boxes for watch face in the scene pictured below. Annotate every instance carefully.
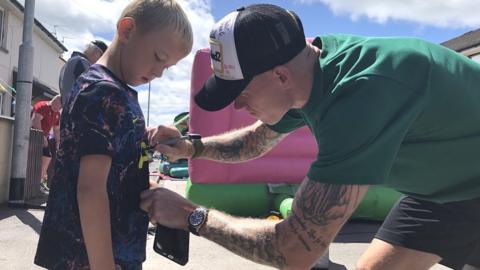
[189,209,206,227]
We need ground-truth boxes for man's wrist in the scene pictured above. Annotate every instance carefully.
[190,138,204,159]
[197,209,210,236]
[187,206,209,236]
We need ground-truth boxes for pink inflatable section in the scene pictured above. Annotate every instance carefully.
[189,48,317,184]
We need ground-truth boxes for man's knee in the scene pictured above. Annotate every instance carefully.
[355,256,381,270]
[357,239,441,270]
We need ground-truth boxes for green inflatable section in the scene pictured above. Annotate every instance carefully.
[173,112,189,134]
[185,179,402,220]
[170,167,189,178]
[186,180,271,217]
[160,161,187,174]
[352,186,402,220]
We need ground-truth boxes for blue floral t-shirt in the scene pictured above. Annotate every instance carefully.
[35,64,150,269]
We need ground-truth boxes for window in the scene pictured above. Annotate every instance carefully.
[0,91,4,115]
[0,87,7,116]
[0,81,13,117]
[0,7,6,49]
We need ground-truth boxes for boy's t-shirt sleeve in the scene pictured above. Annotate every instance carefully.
[268,109,306,133]
[72,82,124,157]
[308,75,426,185]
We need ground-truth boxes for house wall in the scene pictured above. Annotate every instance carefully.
[0,4,64,95]
[471,54,480,62]
[0,115,13,203]
[460,45,480,63]
[0,0,65,204]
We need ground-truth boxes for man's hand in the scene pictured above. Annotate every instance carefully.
[140,186,198,230]
[31,112,43,130]
[145,125,194,161]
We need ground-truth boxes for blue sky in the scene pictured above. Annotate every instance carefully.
[211,0,471,44]
[29,0,480,126]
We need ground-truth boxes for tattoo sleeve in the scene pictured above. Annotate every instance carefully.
[201,211,289,268]
[200,178,368,269]
[199,121,288,163]
[287,179,366,254]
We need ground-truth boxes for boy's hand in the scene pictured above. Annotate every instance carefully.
[145,125,194,161]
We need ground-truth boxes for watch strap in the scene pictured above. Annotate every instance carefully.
[190,137,204,159]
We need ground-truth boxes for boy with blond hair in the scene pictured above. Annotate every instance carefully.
[35,1,193,269]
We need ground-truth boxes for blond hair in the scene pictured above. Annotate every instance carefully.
[119,0,193,49]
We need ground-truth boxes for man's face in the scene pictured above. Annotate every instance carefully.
[90,48,104,63]
[233,70,292,125]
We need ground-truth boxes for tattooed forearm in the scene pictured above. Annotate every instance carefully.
[200,121,287,162]
[296,181,354,226]
[288,179,366,252]
[288,216,312,251]
[199,180,367,270]
[202,210,288,268]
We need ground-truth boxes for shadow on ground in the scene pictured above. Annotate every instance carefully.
[0,195,47,235]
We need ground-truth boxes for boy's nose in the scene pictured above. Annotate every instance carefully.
[152,64,166,78]
[153,68,164,78]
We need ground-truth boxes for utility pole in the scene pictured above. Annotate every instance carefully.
[9,0,35,206]
[147,82,151,126]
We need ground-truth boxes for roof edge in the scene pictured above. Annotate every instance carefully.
[9,0,68,52]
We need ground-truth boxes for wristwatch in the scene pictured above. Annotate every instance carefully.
[188,207,209,236]
[188,133,203,159]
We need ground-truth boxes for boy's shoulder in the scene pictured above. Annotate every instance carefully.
[66,65,131,113]
[77,65,130,97]
[83,65,124,88]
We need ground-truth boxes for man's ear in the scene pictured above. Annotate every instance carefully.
[273,65,290,86]
[117,17,136,43]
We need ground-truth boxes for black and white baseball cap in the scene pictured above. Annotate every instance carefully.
[195,4,306,111]
[91,40,108,53]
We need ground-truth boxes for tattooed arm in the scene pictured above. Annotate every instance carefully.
[198,120,288,162]
[149,120,288,163]
[199,179,368,269]
[140,177,368,269]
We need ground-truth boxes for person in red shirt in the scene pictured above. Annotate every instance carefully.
[31,95,61,188]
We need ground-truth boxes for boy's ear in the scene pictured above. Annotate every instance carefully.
[117,17,136,43]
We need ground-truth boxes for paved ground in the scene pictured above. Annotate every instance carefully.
[0,161,452,269]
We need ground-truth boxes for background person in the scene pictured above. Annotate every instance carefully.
[31,95,61,191]
[58,40,108,106]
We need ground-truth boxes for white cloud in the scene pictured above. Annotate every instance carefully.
[298,0,480,28]
[21,0,124,53]
[25,0,214,127]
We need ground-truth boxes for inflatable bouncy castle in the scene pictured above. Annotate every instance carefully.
[186,47,401,220]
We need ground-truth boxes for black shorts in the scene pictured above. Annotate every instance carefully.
[42,146,52,157]
[375,195,480,270]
